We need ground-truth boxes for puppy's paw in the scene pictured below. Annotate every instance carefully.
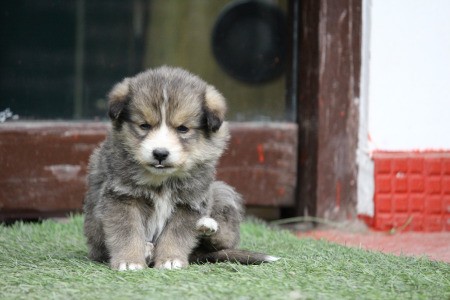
[111,256,146,271]
[154,258,188,270]
[196,217,218,236]
[111,261,146,271]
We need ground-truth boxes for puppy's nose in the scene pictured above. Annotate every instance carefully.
[153,148,170,163]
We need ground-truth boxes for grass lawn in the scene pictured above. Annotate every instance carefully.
[1,215,449,300]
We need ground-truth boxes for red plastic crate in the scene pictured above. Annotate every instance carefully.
[373,152,450,232]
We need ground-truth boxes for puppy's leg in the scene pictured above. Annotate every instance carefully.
[84,211,109,262]
[102,200,147,271]
[203,181,243,250]
[192,183,279,264]
[153,206,200,270]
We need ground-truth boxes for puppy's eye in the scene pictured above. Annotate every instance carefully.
[176,125,189,133]
[139,123,152,130]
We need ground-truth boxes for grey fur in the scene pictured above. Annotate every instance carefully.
[83,67,275,270]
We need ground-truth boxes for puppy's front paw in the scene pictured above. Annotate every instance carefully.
[155,258,188,270]
[196,217,218,236]
[111,260,146,271]
[111,261,144,271]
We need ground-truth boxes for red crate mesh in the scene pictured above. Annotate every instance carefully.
[372,152,450,232]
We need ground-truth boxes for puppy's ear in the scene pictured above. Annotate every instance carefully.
[108,78,130,120]
[203,86,227,132]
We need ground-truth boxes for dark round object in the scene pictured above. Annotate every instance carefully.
[212,0,286,84]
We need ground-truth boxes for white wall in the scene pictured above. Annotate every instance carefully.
[358,0,450,217]
[367,0,450,151]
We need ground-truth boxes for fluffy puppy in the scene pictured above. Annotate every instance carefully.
[83,66,278,271]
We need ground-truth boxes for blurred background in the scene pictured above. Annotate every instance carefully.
[0,0,290,122]
[1,0,449,232]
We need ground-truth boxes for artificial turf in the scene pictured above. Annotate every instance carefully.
[0,215,449,299]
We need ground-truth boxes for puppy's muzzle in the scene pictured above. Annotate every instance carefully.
[153,148,170,165]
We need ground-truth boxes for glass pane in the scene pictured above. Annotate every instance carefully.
[0,0,290,122]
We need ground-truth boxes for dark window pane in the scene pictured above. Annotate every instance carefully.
[0,0,290,122]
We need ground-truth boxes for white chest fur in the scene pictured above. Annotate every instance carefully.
[146,191,174,242]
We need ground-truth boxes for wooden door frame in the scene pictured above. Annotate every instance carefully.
[295,0,362,220]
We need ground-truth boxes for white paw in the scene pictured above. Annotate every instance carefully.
[117,262,145,271]
[196,217,218,236]
[158,259,185,270]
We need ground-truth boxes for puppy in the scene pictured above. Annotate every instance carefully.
[83,66,278,270]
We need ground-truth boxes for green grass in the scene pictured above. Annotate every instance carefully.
[0,216,449,300]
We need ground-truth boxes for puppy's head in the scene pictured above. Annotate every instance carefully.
[107,67,229,182]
